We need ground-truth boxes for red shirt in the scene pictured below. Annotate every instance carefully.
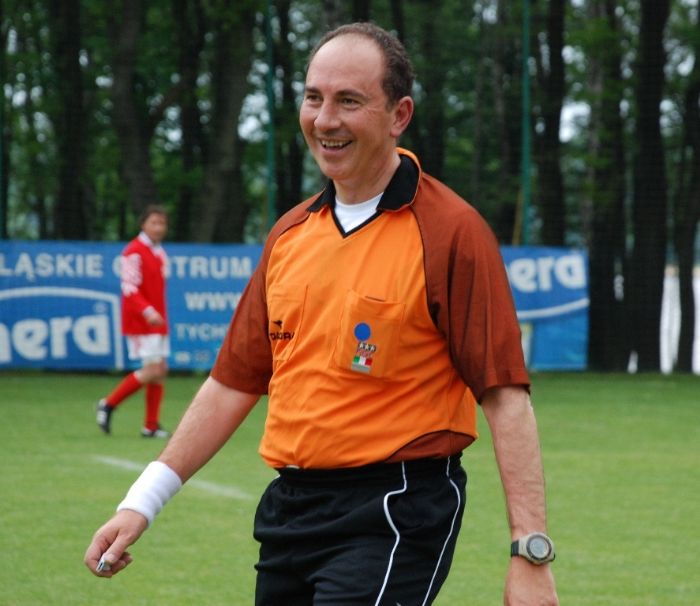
[120,233,168,336]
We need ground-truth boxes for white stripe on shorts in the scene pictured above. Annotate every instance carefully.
[374,462,408,606]
[374,457,462,606]
[420,456,462,606]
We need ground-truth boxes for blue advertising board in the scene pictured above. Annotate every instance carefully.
[502,246,589,370]
[0,241,587,371]
[0,241,261,371]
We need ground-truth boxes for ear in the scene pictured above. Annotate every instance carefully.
[390,96,414,138]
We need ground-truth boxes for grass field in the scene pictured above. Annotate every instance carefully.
[1,371,698,605]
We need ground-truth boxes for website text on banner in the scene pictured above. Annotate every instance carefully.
[0,241,261,371]
[0,242,587,371]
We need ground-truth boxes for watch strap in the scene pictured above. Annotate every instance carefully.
[510,540,520,557]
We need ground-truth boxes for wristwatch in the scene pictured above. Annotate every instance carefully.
[510,532,555,565]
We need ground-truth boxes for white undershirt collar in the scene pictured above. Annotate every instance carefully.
[334,193,383,233]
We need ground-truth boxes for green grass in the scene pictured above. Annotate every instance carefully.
[1,371,698,605]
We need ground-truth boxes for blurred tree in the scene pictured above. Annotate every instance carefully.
[0,1,10,239]
[171,0,206,242]
[672,5,700,372]
[476,0,523,241]
[628,0,671,371]
[583,0,629,371]
[272,0,304,218]
[5,2,55,238]
[108,0,163,222]
[192,0,259,242]
[532,0,566,246]
[47,0,89,239]
[402,0,449,180]
[2,0,700,370]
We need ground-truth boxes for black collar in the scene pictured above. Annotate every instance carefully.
[306,153,420,213]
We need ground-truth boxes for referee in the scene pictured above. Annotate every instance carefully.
[85,22,558,606]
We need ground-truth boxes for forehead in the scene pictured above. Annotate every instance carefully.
[143,213,167,224]
[306,35,385,93]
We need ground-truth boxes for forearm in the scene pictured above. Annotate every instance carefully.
[158,376,260,483]
[481,386,548,538]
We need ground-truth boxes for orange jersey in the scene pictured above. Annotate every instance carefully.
[212,149,529,468]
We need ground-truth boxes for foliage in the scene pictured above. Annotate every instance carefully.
[1,0,699,370]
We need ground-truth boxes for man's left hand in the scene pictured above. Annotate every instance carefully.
[504,556,559,605]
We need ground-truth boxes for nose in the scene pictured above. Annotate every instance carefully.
[313,100,341,132]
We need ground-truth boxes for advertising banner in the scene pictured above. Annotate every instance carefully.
[502,246,589,370]
[0,241,261,371]
[1,241,588,371]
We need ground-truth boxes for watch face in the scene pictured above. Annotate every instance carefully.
[527,536,551,560]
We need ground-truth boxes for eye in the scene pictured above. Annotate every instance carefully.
[340,97,360,107]
[304,91,322,104]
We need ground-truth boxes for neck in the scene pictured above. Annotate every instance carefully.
[334,151,400,204]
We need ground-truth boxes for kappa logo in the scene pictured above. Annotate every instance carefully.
[269,319,294,341]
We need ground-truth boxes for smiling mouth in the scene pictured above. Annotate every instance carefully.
[320,139,351,150]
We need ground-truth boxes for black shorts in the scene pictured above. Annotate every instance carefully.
[253,456,467,606]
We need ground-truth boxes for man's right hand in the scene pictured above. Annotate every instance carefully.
[144,308,165,326]
[84,509,148,577]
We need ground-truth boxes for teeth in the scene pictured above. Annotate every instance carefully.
[321,140,349,148]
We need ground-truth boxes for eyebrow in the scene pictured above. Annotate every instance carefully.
[304,85,369,102]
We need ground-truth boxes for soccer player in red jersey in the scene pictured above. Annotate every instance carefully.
[96,205,171,438]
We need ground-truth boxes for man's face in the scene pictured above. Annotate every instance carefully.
[299,35,410,202]
[141,213,168,244]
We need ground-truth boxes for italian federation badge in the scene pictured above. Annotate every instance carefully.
[351,322,376,374]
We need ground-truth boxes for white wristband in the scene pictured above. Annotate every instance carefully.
[117,461,182,527]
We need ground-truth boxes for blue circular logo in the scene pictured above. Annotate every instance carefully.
[354,322,371,341]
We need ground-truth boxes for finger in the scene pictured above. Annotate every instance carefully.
[85,529,129,577]
[99,534,132,569]
[85,535,114,575]
[96,551,133,577]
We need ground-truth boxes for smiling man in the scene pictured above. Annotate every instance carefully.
[85,22,558,606]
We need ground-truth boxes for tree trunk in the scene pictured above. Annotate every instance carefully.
[534,0,565,246]
[416,0,446,179]
[628,0,671,371]
[490,0,520,242]
[274,0,304,220]
[172,0,206,242]
[110,0,161,219]
[389,0,405,42]
[321,0,347,30]
[0,1,9,240]
[352,0,371,21]
[21,93,49,239]
[192,2,257,242]
[586,0,628,371]
[47,0,88,239]
[674,13,700,372]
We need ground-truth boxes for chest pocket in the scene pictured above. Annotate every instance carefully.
[267,285,307,362]
[333,290,405,379]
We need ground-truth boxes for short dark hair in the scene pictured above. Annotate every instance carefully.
[308,22,415,107]
[139,204,168,227]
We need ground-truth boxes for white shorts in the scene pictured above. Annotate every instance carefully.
[126,334,171,364]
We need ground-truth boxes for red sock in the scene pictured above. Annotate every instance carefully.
[144,383,164,431]
[105,372,143,407]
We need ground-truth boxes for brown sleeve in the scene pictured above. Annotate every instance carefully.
[210,202,313,394]
[414,175,530,401]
